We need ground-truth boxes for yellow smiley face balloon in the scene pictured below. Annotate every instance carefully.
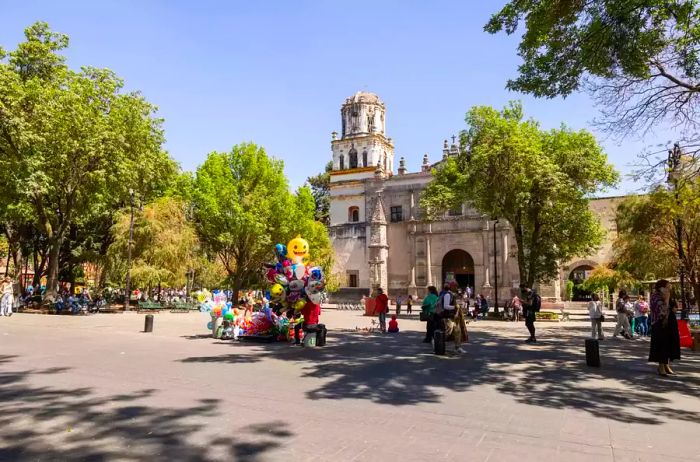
[286,235,309,263]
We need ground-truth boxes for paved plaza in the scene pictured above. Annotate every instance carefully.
[1,310,699,461]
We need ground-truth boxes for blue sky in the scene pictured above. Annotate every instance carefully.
[0,1,676,193]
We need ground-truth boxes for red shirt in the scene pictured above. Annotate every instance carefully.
[375,293,389,313]
[388,319,398,330]
[301,301,320,325]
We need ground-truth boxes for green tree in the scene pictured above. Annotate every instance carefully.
[0,22,175,299]
[485,1,700,135]
[421,102,619,287]
[614,185,700,297]
[106,197,199,290]
[306,161,332,225]
[192,144,333,296]
[581,265,637,296]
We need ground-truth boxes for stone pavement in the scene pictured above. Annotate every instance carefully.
[0,311,699,461]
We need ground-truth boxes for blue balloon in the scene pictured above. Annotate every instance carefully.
[275,243,287,259]
[207,322,213,330]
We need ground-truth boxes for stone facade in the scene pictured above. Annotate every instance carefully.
[329,92,624,303]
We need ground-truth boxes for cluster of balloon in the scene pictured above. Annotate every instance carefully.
[199,290,235,330]
[264,235,326,312]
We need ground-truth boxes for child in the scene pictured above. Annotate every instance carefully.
[388,314,399,333]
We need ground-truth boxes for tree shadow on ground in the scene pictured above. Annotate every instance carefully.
[179,325,700,426]
[0,357,293,461]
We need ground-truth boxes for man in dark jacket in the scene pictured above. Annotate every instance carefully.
[521,285,540,343]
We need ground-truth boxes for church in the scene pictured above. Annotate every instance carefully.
[328,92,623,303]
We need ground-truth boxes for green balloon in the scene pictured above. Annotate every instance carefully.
[224,312,234,321]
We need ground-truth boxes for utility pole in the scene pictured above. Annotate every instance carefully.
[668,143,689,319]
[493,218,499,314]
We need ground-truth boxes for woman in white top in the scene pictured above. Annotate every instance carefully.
[0,277,14,317]
[588,293,604,340]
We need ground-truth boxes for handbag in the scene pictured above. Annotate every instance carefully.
[419,310,430,322]
[599,314,605,323]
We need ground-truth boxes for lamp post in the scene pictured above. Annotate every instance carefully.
[493,218,499,314]
[124,188,135,311]
[667,143,689,320]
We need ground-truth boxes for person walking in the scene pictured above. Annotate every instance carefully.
[406,295,413,315]
[649,280,681,375]
[375,288,389,333]
[479,294,489,318]
[0,277,14,317]
[588,293,604,340]
[509,292,522,322]
[421,286,439,343]
[613,291,633,339]
[634,294,650,337]
[395,295,402,316]
[521,285,540,343]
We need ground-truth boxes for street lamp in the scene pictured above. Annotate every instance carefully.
[493,218,499,315]
[124,188,136,311]
[667,143,689,320]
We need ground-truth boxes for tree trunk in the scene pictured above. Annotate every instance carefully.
[231,279,241,306]
[44,237,63,302]
[513,215,528,287]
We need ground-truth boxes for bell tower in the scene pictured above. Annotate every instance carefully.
[331,92,394,174]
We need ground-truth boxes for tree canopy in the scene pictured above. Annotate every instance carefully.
[106,197,201,289]
[192,143,333,295]
[306,161,332,226]
[614,184,700,297]
[486,1,700,136]
[421,102,619,287]
[0,22,176,298]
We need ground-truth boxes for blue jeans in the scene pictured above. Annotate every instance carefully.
[635,316,648,336]
[378,311,386,330]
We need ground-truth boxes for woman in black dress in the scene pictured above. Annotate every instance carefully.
[648,279,681,375]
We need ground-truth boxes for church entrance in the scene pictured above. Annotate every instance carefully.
[442,250,475,291]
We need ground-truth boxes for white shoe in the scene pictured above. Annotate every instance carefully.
[455,347,466,354]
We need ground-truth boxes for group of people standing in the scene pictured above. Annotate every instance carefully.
[420,284,468,353]
[587,280,681,376]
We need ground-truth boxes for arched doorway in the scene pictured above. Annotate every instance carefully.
[442,250,474,290]
[569,265,595,301]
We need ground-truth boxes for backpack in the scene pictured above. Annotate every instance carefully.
[435,291,453,314]
[531,293,541,312]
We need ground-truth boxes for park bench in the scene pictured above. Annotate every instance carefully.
[137,301,162,313]
[169,301,198,313]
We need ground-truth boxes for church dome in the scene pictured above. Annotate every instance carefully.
[344,91,383,106]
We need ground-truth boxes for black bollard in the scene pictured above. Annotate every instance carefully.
[144,314,154,333]
[585,338,600,367]
[433,330,446,355]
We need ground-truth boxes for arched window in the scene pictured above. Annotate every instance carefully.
[339,155,345,170]
[349,148,358,169]
[348,206,360,223]
[362,151,368,167]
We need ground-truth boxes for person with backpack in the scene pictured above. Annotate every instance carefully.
[437,283,465,354]
[521,285,540,343]
[421,286,439,343]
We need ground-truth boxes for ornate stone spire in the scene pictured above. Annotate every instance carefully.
[398,156,407,175]
[369,193,387,225]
